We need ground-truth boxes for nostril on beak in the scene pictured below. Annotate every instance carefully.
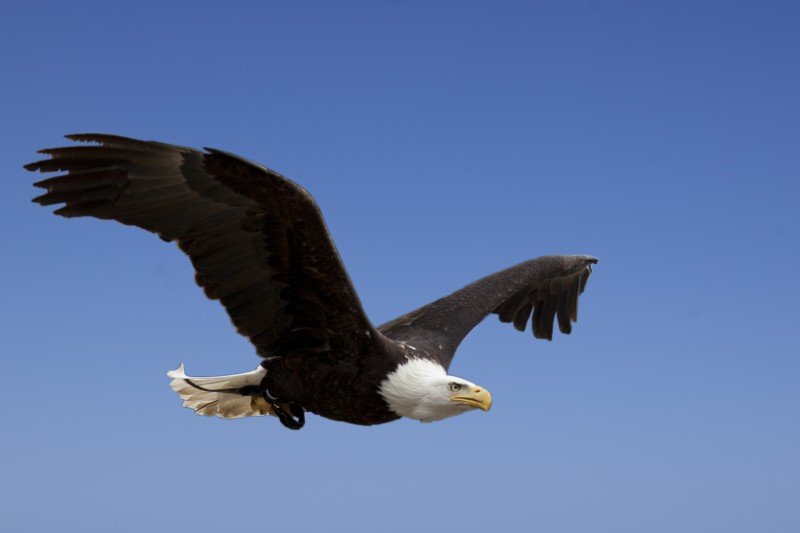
[474,387,482,393]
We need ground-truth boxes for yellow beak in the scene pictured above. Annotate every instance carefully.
[451,386,492,412]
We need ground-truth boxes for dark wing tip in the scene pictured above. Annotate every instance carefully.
[24,134,109,171]
[494,255,598,343]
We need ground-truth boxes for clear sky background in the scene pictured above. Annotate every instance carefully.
[1,1,798,532]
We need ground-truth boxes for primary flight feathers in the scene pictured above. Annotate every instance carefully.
[27,134,597,430]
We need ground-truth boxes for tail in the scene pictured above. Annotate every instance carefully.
[167,363,274,419]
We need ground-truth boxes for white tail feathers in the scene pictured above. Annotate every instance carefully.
[167,363,273,419]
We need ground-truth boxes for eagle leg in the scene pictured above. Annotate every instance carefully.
[272,401,305,430]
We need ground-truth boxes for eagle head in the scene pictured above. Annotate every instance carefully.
[378,358,492,422]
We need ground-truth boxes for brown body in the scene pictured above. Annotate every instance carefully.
[267,353,401,425]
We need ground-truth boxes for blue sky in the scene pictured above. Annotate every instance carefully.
[1,1,798,531]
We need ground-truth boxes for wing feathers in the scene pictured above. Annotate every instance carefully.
[27,134,380,361]
[379,255,597,369]
[533,292,558,340]
[531,263,592,339]
[556,291,570,335]
[512,301,533,332]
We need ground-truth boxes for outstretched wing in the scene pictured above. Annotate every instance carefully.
[26,134,380,360]
[378,255,597,369]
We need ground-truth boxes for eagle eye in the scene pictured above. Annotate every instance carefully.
[449,383,462,392]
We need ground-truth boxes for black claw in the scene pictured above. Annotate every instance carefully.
[274,404,305,430]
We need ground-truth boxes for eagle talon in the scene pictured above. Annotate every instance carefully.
[273,401,305,430]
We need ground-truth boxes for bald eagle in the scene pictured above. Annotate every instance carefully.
[26,134,597,430]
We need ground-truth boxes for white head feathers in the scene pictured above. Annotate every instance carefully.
[378,358,489,422]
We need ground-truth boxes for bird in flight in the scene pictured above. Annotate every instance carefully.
[26,134,597,430]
